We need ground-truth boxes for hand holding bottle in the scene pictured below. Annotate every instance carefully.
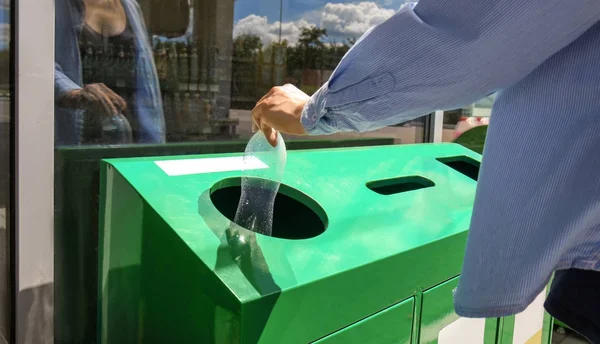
[57,83,127,116]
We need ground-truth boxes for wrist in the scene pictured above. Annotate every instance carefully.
[57,89,81,108]
[300,83,329,134]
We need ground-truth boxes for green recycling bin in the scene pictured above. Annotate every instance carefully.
[97,143,552,344]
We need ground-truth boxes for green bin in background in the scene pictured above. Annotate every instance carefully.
[97,143,555,343]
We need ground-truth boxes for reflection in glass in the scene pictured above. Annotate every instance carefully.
[55,0,166,145]
[55,0,429,146]
[0,0,9,340]
[229,0,428,143]
[443,94,495,145]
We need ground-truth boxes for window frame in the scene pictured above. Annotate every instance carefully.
[14,0,55,342]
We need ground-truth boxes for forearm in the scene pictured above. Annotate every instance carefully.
[55,63,81,105]
[302,0,600,135]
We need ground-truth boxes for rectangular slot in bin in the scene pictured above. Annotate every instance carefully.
[367,176,435,195]
[436,156,480,181]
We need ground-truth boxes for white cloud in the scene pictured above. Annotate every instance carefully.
[232,14,311,46]
[321,2,396,37]
[233,2,397,46]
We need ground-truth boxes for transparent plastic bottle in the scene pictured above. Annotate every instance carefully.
[234,131,287,236]
[101,113,133,144]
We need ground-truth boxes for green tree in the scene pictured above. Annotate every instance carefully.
[233,34,262,58]
[298,26,327,48]
[230,34,263,109]
[323,37,356,69]
[285,25,328,75]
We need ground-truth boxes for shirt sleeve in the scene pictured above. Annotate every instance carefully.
[301,0,600,135]
[55,63,82,101]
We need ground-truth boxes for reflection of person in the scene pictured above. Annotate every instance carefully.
[55,0,165,145]
[253,1,600,341]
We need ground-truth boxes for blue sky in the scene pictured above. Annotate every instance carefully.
[234,0,406,22]
[232,0,409,45]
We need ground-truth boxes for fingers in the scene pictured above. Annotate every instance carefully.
[256,87,277,105]
[258,111,278,147]
[252,87,275,133]
[87,85,119,116]
[261,124,278,147]
[251,102,262,134]
[252,101,278,147]
[97,83,127,111]
[80,91,101,110]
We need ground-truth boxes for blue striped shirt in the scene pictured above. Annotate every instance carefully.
[301,0,600,317]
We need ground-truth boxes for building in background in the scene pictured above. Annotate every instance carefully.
[143,0,238,141]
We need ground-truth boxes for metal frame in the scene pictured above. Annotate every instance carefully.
[7,0,16,341]
[431,110,444,143]
[14,0,54,342]
[423,111,445,143]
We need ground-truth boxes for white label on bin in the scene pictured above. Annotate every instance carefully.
[155,156,268,176]
[438,317,485,344]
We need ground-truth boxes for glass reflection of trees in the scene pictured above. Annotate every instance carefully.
[231,26,356,109]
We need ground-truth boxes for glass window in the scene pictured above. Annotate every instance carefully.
[0,0,10,341]
[53,1,431,342]
[54,0,428,146]
[442,94,495,153]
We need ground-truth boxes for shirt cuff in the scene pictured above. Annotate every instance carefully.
[300,83,339,136]
[55,75,82,102]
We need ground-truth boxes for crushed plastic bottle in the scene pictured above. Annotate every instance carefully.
[234,131,287,236]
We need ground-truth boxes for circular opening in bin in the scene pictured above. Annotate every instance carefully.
[210,177,328,240]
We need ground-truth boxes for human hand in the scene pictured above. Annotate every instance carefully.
[252,84,310,147]
[57,83,127,116]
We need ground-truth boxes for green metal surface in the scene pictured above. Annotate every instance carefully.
[54,138,394,343]
[314,298,414,344]
[418,277,460,344]
[498,316,516,344]
[417,276,500,344]
[542,312,555,343]
[99,143,481,343]
[542,282,555,344]
[485,318,501,343]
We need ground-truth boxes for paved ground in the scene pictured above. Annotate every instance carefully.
[553,327,590,343]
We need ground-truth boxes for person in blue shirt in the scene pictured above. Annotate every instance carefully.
[252,0,600,341]
[55,0,165,145]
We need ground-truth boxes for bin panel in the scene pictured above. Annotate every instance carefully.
[420,277,498,344]
[498,290,548,344]
[314,297,414,344]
